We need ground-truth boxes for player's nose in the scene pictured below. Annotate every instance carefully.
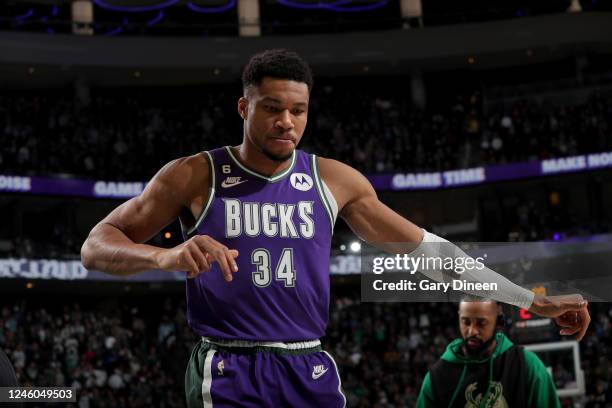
[275,110,294,130]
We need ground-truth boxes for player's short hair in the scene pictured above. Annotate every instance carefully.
[242,49,313,92]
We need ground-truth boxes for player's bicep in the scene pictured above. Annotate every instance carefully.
[100,160,190,243]
[342,193,421,243]
[331,167,422,244]
[319,157,423,244]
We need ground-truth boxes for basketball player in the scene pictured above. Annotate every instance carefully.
[81,49,590,407]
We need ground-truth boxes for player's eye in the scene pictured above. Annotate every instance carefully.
[264,105,280,113]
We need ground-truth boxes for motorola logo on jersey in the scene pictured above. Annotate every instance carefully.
[290,173,313,191]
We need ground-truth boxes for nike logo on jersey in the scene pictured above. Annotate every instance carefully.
[221,177,247,188]
[312,365,328,380]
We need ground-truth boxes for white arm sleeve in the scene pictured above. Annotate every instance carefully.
[412,229,534,309]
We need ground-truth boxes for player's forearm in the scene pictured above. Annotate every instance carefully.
[414,230,535,309]
[81,223,162,276]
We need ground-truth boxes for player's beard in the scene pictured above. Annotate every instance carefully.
[258,134,296,162]
[261,146,294,162]
[463,335,496,358]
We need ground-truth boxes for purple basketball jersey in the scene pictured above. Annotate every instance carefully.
[184,146,335,341]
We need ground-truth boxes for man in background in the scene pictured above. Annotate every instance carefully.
[417,297,560,408]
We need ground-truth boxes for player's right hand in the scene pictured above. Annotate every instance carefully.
[155,235,239,281]
[529,294,590,341]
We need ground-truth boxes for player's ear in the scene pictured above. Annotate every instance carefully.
[238,97,248,120]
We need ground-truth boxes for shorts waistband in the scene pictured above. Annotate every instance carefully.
[202,337,321,350]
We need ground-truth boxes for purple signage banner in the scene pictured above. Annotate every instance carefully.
[0,175,146,198]
[376,151,612,191]
[1,233,611,281]
[0,258,184,281]
[1,151,611,197]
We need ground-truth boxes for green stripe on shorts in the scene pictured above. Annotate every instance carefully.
[185,340,214,408]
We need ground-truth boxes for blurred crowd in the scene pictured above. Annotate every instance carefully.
[0,298,192,408]
[1,295,610,407]
[307,88,611,174]
[1,86,610,179]
[0,90,240,180]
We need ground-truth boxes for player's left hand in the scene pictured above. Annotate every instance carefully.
[528,294,591,341]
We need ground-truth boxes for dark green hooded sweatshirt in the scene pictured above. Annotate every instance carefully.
[417,333,560,408]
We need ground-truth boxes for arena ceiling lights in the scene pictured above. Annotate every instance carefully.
[93,0,236,13]
[276,0,390,12]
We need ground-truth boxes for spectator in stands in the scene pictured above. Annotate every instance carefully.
[0,347,19,386]
[0,347,21,408]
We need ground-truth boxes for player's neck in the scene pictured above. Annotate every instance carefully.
[232,143,293,177]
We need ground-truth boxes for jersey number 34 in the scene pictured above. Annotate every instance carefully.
[251,248,296,288]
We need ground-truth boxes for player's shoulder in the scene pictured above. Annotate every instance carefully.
[314,155,375,210]
[315,155,362,179]
[164,152,208,174]
[180,151,211,174]
[152,152,211,192]
[315,155,370,189]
